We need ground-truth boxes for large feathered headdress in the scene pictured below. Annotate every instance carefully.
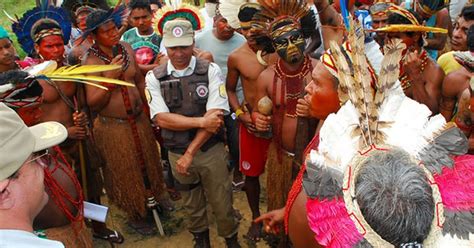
[154,0,204,36]
[251,0,317,53]
[302,20,474,247]
[9,1,72,56]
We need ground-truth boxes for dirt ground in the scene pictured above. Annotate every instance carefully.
[93,181,272,248]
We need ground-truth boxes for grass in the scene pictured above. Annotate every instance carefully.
[0,1,36,57]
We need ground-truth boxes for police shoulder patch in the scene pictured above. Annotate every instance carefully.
[145,88,152,103]
[219,84,227,99]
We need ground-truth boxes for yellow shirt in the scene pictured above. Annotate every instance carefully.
[438,51,462,75]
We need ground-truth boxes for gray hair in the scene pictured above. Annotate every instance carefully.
[355,148,434,246]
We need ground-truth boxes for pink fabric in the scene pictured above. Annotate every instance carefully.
[306,197,363,248]
[434,154,474,211]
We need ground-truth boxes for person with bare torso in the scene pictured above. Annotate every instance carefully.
[226,3,276,243]
[83,8,164,236]
[251,1,319,245]
[380,6,445,114]
[440,26,474,153]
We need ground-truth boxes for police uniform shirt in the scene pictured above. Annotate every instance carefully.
[145,56,230,119]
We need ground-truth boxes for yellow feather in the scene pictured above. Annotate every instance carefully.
[47,75,135,87]
[44,64,122,76]
[50,78,108,90]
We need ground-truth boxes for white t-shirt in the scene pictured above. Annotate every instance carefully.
[145,56,230,119]
[0,230,64,248]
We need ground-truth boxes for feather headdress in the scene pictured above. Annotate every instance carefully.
[302,20,474,247]
[81,4,128,40]
[251,0,316,53]
[154,2,204,36]
[10,2,72,56]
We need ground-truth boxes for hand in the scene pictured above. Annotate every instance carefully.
[103,54,124,79]
[238,112,257,133]
[73,111,88,127]
[67,126,87,140]
[254,208,285,235]
[176,152,193,176]
[201,110,224,133]
[403,50,424,83]
[252,111,272,132]
[296,98,310,117]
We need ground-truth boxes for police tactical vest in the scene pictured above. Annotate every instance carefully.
[153,58,222,152]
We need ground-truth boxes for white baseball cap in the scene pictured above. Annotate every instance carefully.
[0,103,67,181]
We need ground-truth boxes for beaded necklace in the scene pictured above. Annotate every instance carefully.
[88,43,130,72]
[272,56,312,161]
[42,146,85,232]
[400,49,429,91]
[274,57,312,118]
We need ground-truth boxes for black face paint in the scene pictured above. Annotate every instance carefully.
[272,29,306,64]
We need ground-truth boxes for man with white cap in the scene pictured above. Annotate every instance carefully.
[146,19,240,248]
[0,103,67,247]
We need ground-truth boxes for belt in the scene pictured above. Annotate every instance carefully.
[98,111,142,124]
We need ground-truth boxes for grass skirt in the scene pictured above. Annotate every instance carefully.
[94,113,164,220]
[266,142,296,211]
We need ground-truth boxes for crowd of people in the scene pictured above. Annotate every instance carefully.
[0,0,473,247]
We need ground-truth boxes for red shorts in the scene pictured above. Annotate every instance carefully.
[239,123,271,177]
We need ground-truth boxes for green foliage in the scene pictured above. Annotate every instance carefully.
[0,1,36,58]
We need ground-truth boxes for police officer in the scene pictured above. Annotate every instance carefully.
[145,19,240,248]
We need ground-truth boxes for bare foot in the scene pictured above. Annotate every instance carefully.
[243,221,262,243]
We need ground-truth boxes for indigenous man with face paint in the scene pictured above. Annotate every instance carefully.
[225,3,276,243]
[252,0,319,245]
[377,5,446,114]
[146,18,241,248]
[83,8,164,236]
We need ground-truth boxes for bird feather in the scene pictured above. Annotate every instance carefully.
[46,75,135,87]
[374,39,405,142]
